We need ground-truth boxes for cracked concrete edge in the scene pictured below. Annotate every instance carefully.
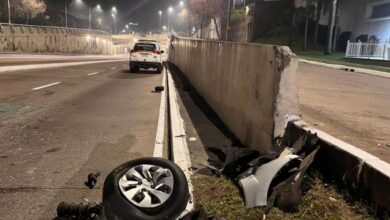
[292,120,390,211]
[299,58,390,78]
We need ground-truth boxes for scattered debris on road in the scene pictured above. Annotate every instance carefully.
[154,86,165,93]
[85,172,101,189]
[56,201,102,219]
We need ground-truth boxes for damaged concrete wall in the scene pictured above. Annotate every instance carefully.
[169,36,299,154]
[0,24,112,55]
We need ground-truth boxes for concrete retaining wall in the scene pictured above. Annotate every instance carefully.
[169,36,299,153]
[0,23,113,55]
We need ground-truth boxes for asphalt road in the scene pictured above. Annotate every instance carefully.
[298,62,390,163]
[1,55,389,219]
[0,57,164,219]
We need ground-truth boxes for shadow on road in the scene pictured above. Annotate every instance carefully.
[108,70,159,79]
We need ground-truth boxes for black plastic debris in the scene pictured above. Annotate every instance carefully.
[204,146,262,178]
[201,123,321,211]
[155,86,165,93]
[56,202,102,219]
[85,172,100,189]
[267,147,320,212]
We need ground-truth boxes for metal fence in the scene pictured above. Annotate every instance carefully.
[345,40,390,60]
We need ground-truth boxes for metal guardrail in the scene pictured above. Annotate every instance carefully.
[345,40,389,60]
[0,23,111,36]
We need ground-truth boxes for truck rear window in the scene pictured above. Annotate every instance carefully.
[134,44,156,51]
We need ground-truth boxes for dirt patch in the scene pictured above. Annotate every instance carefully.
[191,172,376,220]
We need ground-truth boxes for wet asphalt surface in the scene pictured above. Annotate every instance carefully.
[0,58,164,219]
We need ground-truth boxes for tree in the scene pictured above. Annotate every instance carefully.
[14,0,46,24]
[325,0,337,55]
[179,8,197,36]
[313,0,323,44]
[295,0,316,50]
[188,0,228,40]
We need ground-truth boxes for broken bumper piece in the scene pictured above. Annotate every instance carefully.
[238,155,301,207]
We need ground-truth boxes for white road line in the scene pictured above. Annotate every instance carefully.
[153,70,167,158]
[166,69,194,215]
[111,67,117,70]
[32,82,61,91]
[0,59,127,74]
[88,72,99,76]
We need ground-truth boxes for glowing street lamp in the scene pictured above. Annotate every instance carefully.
[167,7,173,33]
[111,7,117,34]
[158,10,162,33]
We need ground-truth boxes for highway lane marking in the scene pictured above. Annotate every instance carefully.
[0,59,127,74]
[153,69,167,158]
[32,82,61,91]
[88,72,99,76]
[111,67,117,70]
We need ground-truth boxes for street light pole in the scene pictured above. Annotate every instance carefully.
[65,0,68,28]
[89,7,92,29]
[158,11,162,33]
[7,0,11,24]
[112,7,117,34]
[112,14,116,34]
[167,7,173,33]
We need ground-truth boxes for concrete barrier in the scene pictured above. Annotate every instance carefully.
[284,121,390,213]
[169,36,299,153]
[0,23,113,55]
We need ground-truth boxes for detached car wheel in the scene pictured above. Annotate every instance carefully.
[103,157,189,220]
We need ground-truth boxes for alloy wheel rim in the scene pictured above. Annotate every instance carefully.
[119,164,174,208]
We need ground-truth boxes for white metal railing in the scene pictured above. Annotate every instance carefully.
[345,40,390,60]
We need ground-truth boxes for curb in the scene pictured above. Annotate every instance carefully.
[285,121,390,212]
[299,59,390,78]
[165,66,194,217]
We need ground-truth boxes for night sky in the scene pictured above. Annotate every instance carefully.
[44,0,184,33]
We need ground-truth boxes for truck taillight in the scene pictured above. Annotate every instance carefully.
[130,50,138,53]
[153,50,161,55]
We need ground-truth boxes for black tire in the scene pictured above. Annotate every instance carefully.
[156,65,163,74]
[103,157,189,220]
[129,62,134,73]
